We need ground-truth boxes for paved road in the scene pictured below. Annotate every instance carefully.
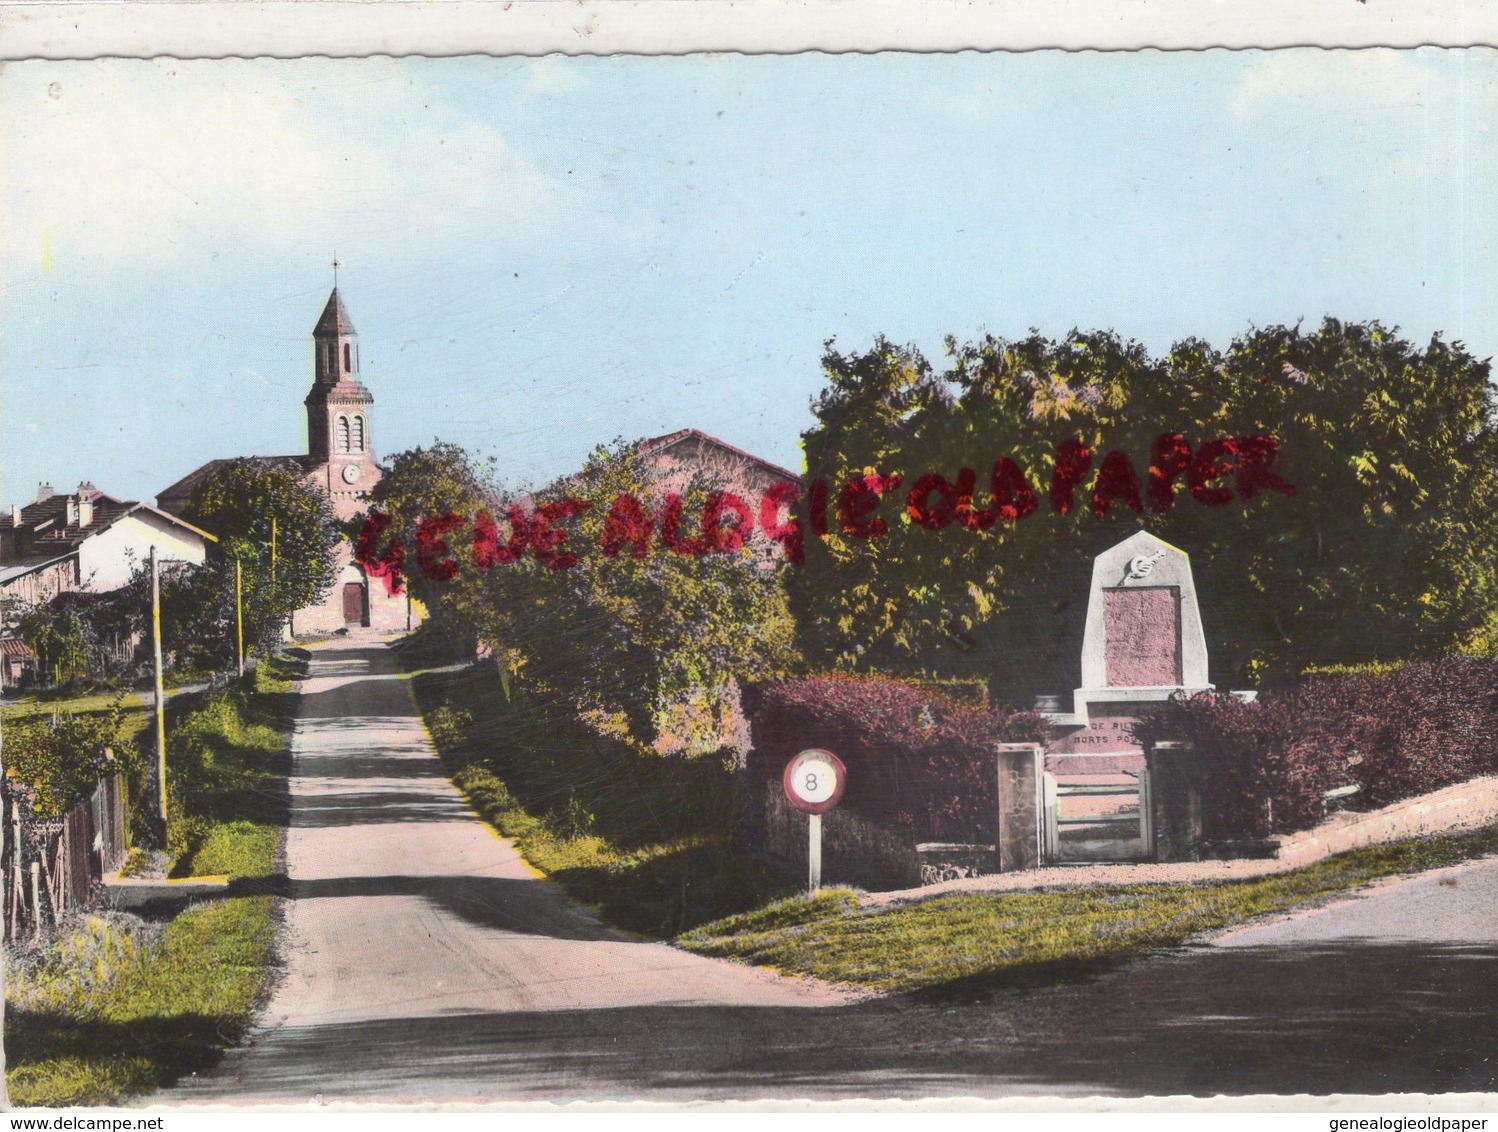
[166,638,852,1104]
[162,638,1498,1103]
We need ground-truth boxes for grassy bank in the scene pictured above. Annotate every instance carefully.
[164,654,299,877]
[4,653,302,1107]
[406,661,791,937]
[680,823,1498,997]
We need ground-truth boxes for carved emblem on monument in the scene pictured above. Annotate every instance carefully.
[1126,548,1167,580]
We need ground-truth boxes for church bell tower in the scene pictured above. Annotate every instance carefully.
[305,286,375,470]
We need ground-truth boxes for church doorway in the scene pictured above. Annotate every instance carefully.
[342,581,369,626]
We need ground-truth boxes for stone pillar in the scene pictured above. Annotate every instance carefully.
[1145,740,1202,861]
[995,743,1044,872]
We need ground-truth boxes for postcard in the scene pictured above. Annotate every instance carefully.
[2,30,1497,1114]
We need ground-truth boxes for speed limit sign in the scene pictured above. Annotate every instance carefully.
[783,749,845,892]
[783,748,846,814]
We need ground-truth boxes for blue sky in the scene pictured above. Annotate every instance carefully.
[2,49,1494,506]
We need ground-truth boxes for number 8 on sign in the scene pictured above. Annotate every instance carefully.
[783,748,846,814]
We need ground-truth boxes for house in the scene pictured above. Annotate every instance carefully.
[634,427,801,496]
[0,481,217,687]
[156,287,414,636]
[539,427,803,571]
[635,427,803,569]
[1,481,217,599]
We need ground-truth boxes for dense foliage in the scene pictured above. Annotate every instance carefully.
[1136,659,1498,838]
[17,592,140,688]
[175,461,340,663]
[4,708,124,819]
[793,320,1498,701]
[18,606,91,686]
[744,675,1046,843]
[368,440,800,752]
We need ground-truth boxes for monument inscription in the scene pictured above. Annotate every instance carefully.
[1103,586,1181,687]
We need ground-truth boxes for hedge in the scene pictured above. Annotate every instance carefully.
[743,675,1045,845]
[1136,659,1498,839]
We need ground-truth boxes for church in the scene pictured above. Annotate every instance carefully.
[157,287,414,636]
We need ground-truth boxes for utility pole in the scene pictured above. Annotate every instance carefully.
[151,546,167,828]
[236,556,244,678]
[270,515,277,598]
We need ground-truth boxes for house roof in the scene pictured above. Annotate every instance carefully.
[634,428,802,484]
[314,288,356,338]
[122,502,218,544]
[1,490,133,547]
[0,555,73,586]
[156,455,314,511]
[537,428,802,503]
[0,486,217,573]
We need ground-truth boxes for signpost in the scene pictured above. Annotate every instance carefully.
[782,748,846,893]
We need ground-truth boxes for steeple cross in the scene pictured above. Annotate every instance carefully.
[331,252,340,289]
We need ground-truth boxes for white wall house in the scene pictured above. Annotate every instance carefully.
[1,482,216,613]
[75,508,212,590]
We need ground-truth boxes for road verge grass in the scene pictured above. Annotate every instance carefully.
[165,654,298,877]
[4,652,302,1107]
[679,823,1498,997]
[405,661,792,936]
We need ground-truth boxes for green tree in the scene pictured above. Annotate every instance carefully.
[367,440,800,752]
[793,319,1498,700]
[5,708,123,819]
[18,604,90,686]
[360,441,496,651]
[117,460,341,671]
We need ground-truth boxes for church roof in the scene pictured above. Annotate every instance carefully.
[156,455,314,513]
[313,288,357,338]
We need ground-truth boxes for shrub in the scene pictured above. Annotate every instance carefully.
[743,674,1046,844]
[1137,659,1498,838]
[19,606,91,686]
[426,704,475,752]
[5,709,124,819]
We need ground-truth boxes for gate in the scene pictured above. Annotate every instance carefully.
[1041,753,1153,863]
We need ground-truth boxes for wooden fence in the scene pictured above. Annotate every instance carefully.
[2,773,128,942]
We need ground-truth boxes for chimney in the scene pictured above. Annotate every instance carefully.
[66,497,79,526]
[9,506,18,524]
[77,496,94,527]
[36,482,54,503]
